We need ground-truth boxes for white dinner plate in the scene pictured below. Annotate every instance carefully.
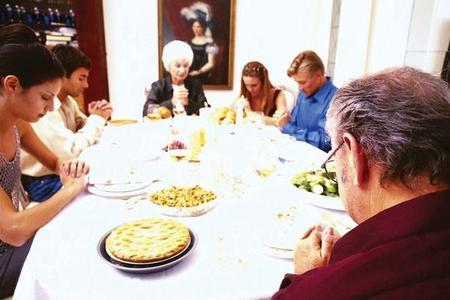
[260,205,303,255]
[262,245,294,260]
[299,189,345,211]
[94,182,150,193]
[87,184,151,198]
[262,229,298,253]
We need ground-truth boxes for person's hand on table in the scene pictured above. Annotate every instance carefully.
[59,160,89,192]
[293,224,341,274]
[274,109,289,129]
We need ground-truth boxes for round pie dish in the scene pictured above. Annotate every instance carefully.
[97,224,197,273]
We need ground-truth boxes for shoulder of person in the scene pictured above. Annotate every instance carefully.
[16,119,30,136]
[66,96,81,108]
[151,76,172,91]
[205,43,218,54]
[325,77,338,90]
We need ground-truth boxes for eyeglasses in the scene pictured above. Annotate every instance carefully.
[320,141,344,183]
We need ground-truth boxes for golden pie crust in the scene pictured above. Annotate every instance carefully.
[105,218,190,263]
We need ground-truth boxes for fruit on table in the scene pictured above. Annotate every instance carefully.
[146,106,172,120]
[168,140,186,150]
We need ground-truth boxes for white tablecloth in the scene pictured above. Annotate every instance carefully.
[14,121,353,300]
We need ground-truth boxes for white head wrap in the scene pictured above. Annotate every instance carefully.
[162,40,194,71]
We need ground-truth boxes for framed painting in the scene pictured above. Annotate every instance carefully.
[158,0,236,90]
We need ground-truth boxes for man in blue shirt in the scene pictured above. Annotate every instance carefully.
[279,50,337,152]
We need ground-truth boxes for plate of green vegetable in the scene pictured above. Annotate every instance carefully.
[291,169,345,211]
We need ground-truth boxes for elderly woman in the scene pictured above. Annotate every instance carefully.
[143,40,207,116]
[237,61,287,127]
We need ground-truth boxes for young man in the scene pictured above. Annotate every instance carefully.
[278,50,337,152]
[21,44,112,202]
[273,67,450,299]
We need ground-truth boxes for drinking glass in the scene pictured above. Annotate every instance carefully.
[247,111,265,128]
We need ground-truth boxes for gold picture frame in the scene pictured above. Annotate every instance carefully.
[158,0,236,90]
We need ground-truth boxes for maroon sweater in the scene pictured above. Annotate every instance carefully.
[272,189,450,300]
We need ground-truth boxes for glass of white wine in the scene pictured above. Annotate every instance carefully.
[246,111,265,129]
[254,148,278,178]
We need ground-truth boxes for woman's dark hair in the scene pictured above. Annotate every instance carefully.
[192,18,207,29]
[52,44,91,78]
[0,43,65,89]
[0,23,39,47]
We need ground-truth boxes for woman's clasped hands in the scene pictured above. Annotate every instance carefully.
[172,86,189,107]
[273,109,289,129]
[59,160,90,192]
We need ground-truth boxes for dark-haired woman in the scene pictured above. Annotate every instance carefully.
[188,19,217,84]
[0,43,88,298]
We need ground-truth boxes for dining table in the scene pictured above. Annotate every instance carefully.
[14,116,355,300]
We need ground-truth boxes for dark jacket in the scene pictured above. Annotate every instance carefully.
[143,76,207,116]
[273,189,450,299]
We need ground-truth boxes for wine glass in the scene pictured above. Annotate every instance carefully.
[247,111,265,129]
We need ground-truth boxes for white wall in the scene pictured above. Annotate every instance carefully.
[103,0,450,118]
[210,0,333,107]
[103,0,158,119]
[333,0,450,87]
[103,0,333,118]
[366,0,414,72]
[405,0,450,75]
[333,0,374,87]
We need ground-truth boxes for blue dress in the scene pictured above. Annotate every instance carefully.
[189,41,214,84]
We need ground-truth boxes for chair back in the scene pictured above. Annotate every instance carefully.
[277,85,297,113]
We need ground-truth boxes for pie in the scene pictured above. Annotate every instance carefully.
[105,218,190,263]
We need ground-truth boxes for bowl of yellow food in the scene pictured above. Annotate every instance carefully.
[148,184,217,217]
